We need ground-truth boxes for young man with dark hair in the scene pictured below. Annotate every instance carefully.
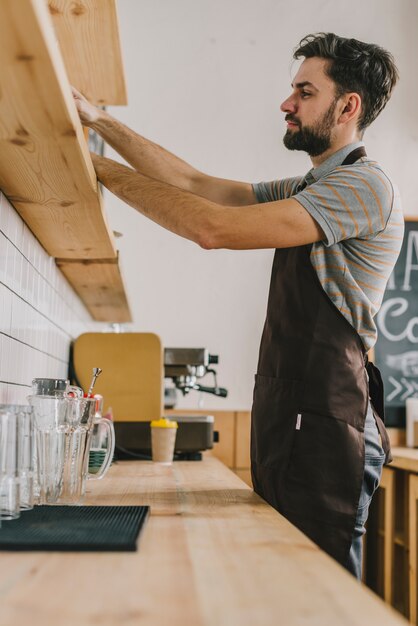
[73,32,403,578]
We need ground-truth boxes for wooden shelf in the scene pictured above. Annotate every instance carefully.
[0,0,116,260]
[48,0,127,105]
[57,256,132,322]
[0,0,131,323]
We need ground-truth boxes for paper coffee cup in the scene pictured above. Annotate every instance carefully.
[150,418,178,464]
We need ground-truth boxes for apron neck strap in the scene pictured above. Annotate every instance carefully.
[341,146,367,166]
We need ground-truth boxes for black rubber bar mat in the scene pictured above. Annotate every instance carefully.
[0,505,150,551]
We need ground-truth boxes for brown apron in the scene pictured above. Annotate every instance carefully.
[250,147,391,567]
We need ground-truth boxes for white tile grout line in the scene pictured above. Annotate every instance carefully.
[0,227,94,328]
[0,331,68,364]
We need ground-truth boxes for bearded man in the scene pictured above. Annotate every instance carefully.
[73,32,403,579]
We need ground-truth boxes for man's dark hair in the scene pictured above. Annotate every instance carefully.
[294,32,398,133]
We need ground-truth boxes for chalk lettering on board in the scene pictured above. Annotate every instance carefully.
[376,297,418,343]
[386,376,418,402]
[374,219,414,426]
[386,351,418,376]
[386,377,403,402]
[402,230,418,291]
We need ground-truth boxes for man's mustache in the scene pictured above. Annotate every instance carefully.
[285,115,301,127]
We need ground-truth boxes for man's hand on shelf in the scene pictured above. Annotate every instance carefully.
[71,86,102,126]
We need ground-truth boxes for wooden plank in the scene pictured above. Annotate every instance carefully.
[0,458,408,626]
[380,467,395,605]
[48,0,127,105]
[235,410,251,468]
[57,256,132,322]
[409,474,418,623]
[390,447,418,473]
[388,429,406,447]
[0,0,117,259]
[234,468,252,487]
[205,411,235,467]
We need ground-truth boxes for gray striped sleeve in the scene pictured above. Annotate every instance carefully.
[294,164,394,246]
[252,176,304,203]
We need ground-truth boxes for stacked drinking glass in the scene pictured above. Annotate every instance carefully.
[0,377,115,520]
[0,404,35,519]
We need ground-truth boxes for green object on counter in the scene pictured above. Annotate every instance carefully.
[88,448,107,473]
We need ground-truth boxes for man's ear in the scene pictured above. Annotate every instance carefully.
[338,93,361,124]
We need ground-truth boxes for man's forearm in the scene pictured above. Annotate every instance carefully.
[92,153,215,247]
[91,112,200,192]
[89,112,256,207]
[73,87,255,206]
[92,154,323,251]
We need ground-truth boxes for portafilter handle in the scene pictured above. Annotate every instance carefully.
[193,383,228,398]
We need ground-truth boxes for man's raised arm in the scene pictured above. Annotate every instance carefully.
[91,153,323,251]
[72,87,256,207]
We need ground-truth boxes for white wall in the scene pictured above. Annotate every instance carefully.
[0,192,99,404]
[106,1,417,410]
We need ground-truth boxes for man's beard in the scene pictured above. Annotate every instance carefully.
[283,99,338,157]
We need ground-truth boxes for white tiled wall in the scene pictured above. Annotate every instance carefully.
[0,192,103,404]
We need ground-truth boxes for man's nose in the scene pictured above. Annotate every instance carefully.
[280,96,296,113]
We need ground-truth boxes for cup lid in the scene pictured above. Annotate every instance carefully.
[150,417,178,429]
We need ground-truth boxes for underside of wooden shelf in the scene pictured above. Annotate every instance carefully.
[0,0,132,323]
[56,256,132,322]
[0,0,117,260]
[48,0,127,106]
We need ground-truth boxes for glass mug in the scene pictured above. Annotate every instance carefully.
[28,395,115,505]
[31,378,83,398]
[0,407,19,519]
[30,380,82,502]
[0,404,36,518]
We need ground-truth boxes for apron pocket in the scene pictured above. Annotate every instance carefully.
[284,410,364,518]
[251,374,301,468]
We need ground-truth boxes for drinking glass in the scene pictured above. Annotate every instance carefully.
[0,407,19,519]
[31,378,82,398]
[28,395,69,504]
[17,405,35,510]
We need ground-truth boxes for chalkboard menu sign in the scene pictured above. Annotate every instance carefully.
[374,219,418,427]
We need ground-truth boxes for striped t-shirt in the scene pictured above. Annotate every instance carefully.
[252,141,404,351]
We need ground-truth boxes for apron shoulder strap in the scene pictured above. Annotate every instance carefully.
[341,146,367,166]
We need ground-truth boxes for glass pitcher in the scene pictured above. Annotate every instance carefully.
[28,395,115,504]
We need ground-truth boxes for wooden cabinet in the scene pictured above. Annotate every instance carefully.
[409,474,418,623]
[366,448,418,622]
[166,409,252,486]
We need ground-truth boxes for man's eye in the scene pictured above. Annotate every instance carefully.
[301,92,311,98]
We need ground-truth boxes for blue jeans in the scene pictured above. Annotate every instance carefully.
[346,400,385,580]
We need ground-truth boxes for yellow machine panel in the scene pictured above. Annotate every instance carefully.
[71,332,163,422]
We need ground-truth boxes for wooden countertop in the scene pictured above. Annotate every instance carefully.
[0,458,407,626]
[391,446,418,472]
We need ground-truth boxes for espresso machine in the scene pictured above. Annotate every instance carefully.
[157,347,227,459]
[115,348,228,459]
[164,347,228,408]
[70,333,228,460]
